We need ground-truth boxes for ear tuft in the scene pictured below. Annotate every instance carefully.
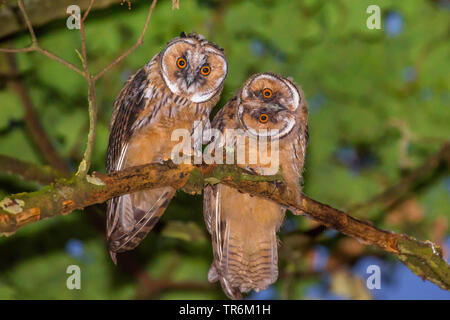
[180,31,187,38]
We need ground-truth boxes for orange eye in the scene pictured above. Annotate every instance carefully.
[262,88,272,98]
[259,113,269,123]
[177,57,187,69]
[201,65,211,76]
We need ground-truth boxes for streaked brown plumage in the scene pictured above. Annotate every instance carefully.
[106,33,227,264]
[203,73,308,299]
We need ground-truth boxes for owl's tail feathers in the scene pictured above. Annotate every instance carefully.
[211,221,279,298]
[109,251,118,265]
[106,187,175,263]
[208,264,242,300]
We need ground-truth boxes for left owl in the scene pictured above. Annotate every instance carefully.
[106,32,228,264]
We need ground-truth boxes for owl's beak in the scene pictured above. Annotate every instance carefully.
[185,73,195,88]
[267,103,286,112]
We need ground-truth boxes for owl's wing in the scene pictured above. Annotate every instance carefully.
[107,187,175,264]
[106,59,175,264]
[106,65,153,173]
[202,102,227,235]
[288,103,309,214]
[203,184,243,300]
[291,123,308,177]
[202,100,243,299]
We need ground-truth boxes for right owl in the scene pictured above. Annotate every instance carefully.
[203,72,309,299]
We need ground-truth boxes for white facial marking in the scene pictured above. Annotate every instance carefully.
[246,117,295,139]
[191,54,226,103]
[243,74,300,110]
[161,43,181,96]
[240,104,296,139]
[282,79,300,110]
[161,39,227,103]
[191,90,216,103]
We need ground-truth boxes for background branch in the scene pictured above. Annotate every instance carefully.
[350,142,450,216]
[0,154,67,185]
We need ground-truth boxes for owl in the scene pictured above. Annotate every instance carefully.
[203,72,308,299]
[106,32,227,264]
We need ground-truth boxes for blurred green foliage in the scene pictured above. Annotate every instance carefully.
[0,0,448,299]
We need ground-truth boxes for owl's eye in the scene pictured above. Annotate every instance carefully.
[262,88,272,99]
[259,113,269,123]
[200,65,211,76]
[177,57,187,69]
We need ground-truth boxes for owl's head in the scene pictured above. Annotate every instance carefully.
[159,32,228,103]
[237,73,306,139]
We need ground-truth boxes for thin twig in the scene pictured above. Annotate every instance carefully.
[75,2,97,177]
[76,0,158,175]
[93,0,158,81]
[17,0,37,44]
[82,0,96,21]
[0,47,34,53]
[35,47,85,77]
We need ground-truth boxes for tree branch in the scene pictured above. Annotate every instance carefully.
[0,161,448,290]
[292,141,450,243]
